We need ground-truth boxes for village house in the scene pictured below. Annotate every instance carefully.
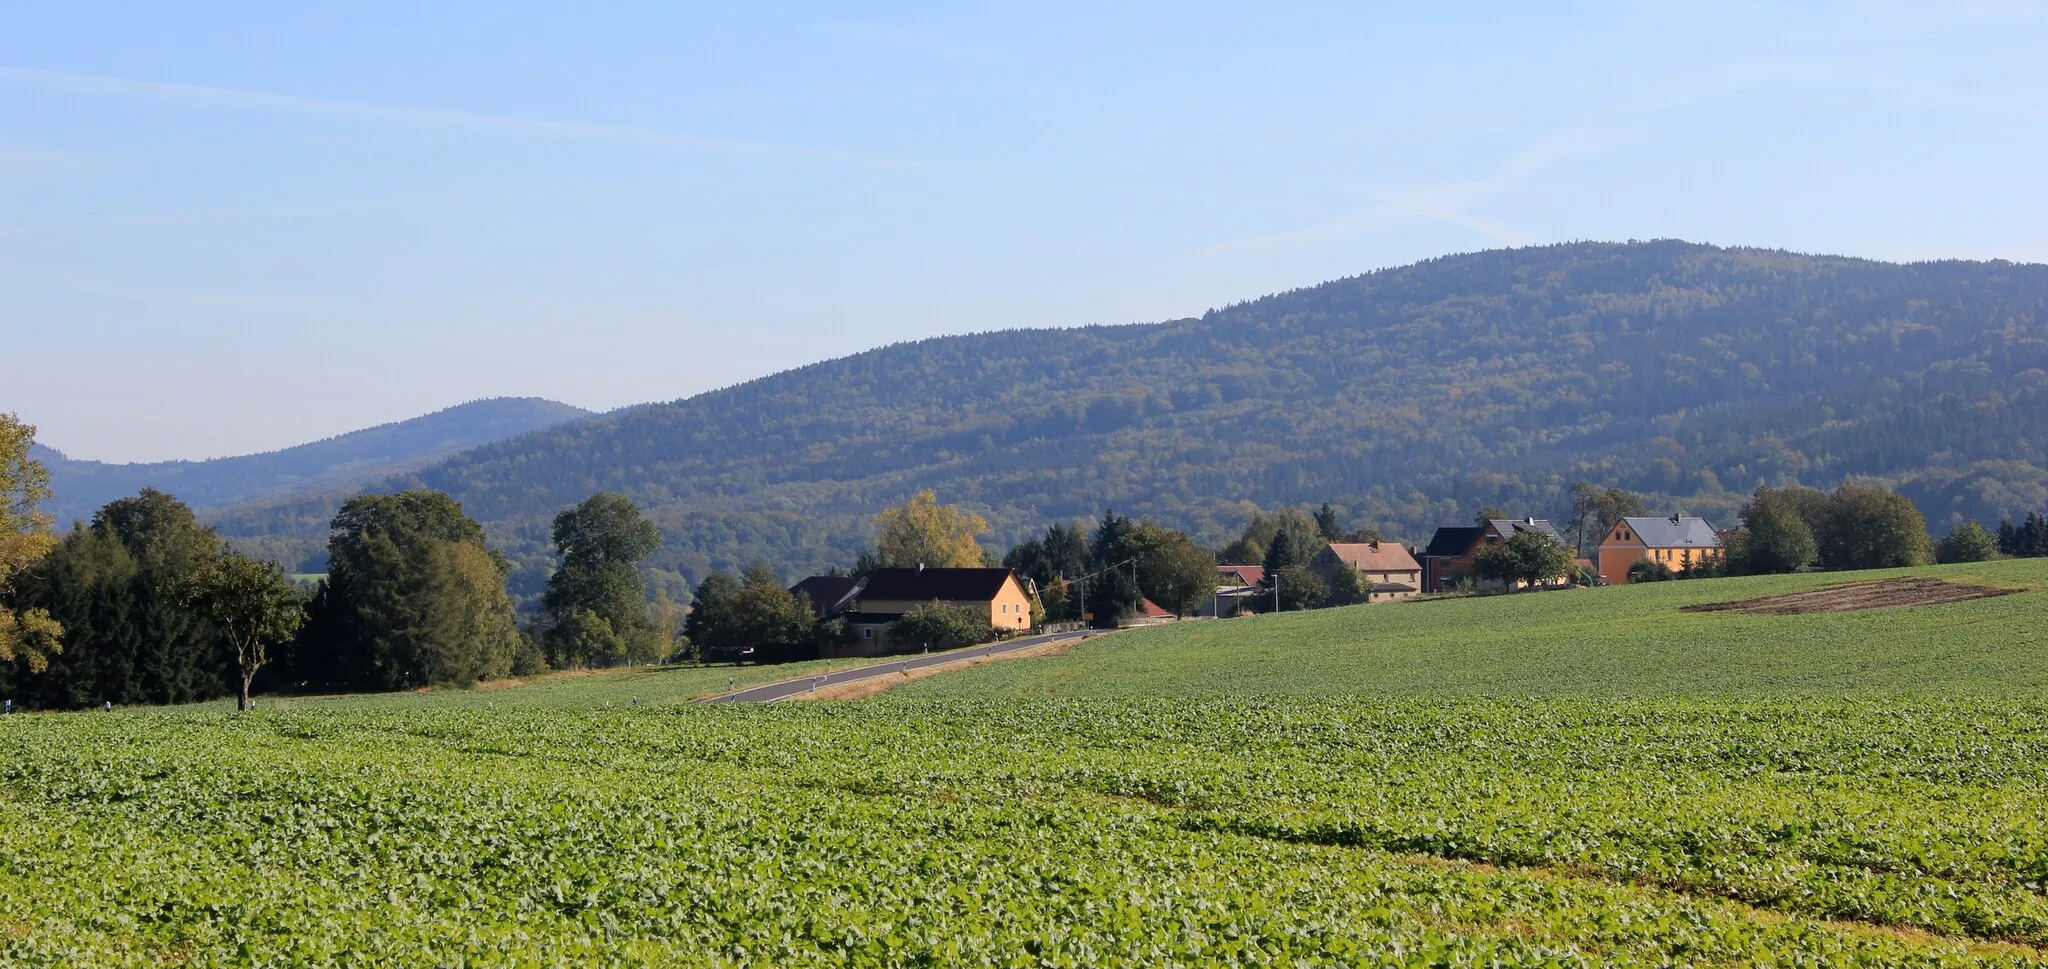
[792,566,1036,656]
[1308,541,1422,602]
[1203,565,1266,617]
[1597,514,1724,584]
[1420,518,1571,591]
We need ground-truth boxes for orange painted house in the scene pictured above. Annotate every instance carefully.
[1598,515,1724,584]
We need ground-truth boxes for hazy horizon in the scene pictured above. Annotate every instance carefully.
[9,2,2047,462]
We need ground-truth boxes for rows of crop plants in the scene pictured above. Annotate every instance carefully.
[3,693,2045,966]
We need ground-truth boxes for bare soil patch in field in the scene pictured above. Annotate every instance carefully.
[1682,577,2024,616]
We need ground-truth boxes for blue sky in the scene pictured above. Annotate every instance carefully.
[6,1,2046,462]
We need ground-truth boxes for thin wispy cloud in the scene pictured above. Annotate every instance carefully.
[0,65,939,172]
[1201,126,1635,255]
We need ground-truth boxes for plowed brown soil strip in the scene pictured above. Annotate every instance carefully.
[1682,577,2024,615]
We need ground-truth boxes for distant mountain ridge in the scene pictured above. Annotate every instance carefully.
[205,241,2048,596]
[38,397,594,524]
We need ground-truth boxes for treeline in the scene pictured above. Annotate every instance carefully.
[9,402,2046,710]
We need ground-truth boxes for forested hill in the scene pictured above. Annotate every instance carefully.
[38,397,593,525]
[210,241,2048,594]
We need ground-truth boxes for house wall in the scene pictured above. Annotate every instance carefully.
[1598,536,1724,584]
[851,577,1035,634]
[1424,555,1469,591]
[1597,540,1647,585]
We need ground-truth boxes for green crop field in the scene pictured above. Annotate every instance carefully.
[905,558,2048,699]
[3,560,2047,966]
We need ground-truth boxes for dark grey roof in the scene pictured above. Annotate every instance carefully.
[858,568,1017,602]
[789,575,864,619]
[1617,516,1722,548]
[1488,518,1567,545]
[1423,526,1484,557]
[1371,582,1418,593]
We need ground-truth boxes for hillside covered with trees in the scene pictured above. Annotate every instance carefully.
[207,241,2048,593]
[34,397,592,525]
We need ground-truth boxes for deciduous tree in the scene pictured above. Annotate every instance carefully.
[185,552,306,712]
[1128,522,1216,617]
[875,490,988,569]
[1325,565,1370,607]
[1474,531,1574,590]
[543,493,661,667]
[889,601,993,651]
[1817,485,1932,571]
[683,571,740,657]
[1739,489,1820,574]
[726,564,815,660]
[1568,483,1648,553]
[307,491,522,690]
[1265,565,1326,612]
[0,414,61,674]
[1936,521,1999,564]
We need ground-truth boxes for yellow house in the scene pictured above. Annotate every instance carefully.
[1598,515,1724,584]
[834,567,1036,652]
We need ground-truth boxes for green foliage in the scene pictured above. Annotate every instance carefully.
[889,601,995,651]
[1738,488,1821,574]
[1999,512,2048,557]
[1567,482,1648,553]
[1325,564,1370,606]
[206,244,2048,593]
[1312,502,1342,541]
[1937,521,2000,564]
[551,608,624,668]
[6,489,229,708]
[873,490,987,569]
[1224,508,1324,569]
[11,666,2048,962]
[1819,485,1934,570]
[1084,510,1144,628]
[299,491,522,690]
[1126,522,1216,617]
[1266,564,1326,612]
[0,413,60,674]
[693,564,815,660]
[542,493,662,668]
[1628,558,1678,582]
[184,552,307,711]
[1473,530,1575,589]
[681,571,742,658]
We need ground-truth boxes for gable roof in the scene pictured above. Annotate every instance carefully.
[1139,598,1176,619]
[1423,526,1484,557]
[788,575,864,619]
[1218,565,1266,586]
[1615,515,1722,549]
[857,567,1019,602]
[1487,518,1567,545]
[1322,542,1421,574]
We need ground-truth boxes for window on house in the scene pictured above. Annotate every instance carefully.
[862,628,873,640]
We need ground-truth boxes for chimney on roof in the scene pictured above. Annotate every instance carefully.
[1525,516,1535,525]
[917,562,925,574]
[1369,540,1379,551]
[1670,513,1682,524]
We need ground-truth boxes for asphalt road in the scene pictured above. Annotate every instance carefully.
[700,630,1098,703]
